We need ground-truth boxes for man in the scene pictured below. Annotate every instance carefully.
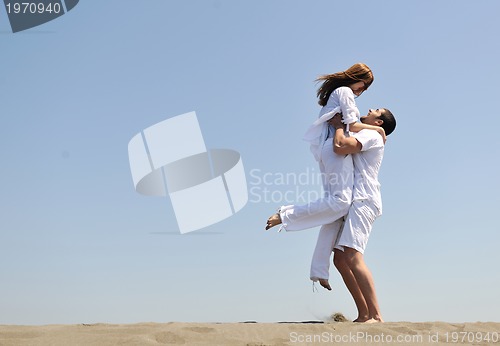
[327,108,396,323]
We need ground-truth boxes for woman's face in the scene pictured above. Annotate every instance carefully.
[349,81,366,96]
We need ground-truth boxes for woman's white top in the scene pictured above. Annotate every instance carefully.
[303,86,360,161]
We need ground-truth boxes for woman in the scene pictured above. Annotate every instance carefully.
[265,63,380,290]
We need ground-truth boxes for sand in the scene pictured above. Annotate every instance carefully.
[1,321,499,345]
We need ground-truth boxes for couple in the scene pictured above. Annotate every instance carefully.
[265,63,396,323]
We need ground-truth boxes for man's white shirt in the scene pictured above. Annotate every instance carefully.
[351,129,385,214]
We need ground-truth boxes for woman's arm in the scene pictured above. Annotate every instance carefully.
[335,87,359,126]
[349,122,386,143]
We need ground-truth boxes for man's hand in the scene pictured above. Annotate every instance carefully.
[328,113,344,129]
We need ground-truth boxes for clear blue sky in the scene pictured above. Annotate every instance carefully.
[1,0,499,324]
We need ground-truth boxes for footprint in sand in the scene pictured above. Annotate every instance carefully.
[155,331,186,344]
[183,326,216,333]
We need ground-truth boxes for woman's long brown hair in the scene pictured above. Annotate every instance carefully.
[316,63,374,106]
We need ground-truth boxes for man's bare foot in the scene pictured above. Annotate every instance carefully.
[363,318,384,323]
[353,315,370,323]
[265,213,282,230]
[318,279,332,291]
[353,317,370,323]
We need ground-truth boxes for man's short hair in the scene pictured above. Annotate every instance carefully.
[378,109,396,135]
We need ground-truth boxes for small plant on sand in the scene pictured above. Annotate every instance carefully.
[330,312,350,322]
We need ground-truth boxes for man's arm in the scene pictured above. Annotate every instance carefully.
[330,114,362,155]
[334,128,362,155]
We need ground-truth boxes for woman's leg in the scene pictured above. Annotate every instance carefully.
[274,148,353,232]
[309,218,343,288]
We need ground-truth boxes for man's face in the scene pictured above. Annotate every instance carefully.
[360,108,384,126]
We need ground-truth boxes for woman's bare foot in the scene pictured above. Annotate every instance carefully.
[318,279,332,291]
[265,213,282,230]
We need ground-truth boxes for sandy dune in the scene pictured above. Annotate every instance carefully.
[1,321,499,345]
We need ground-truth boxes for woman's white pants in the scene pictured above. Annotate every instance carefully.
[309,218,344,281]
[279,140,353,231]
[278,139,354,281]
